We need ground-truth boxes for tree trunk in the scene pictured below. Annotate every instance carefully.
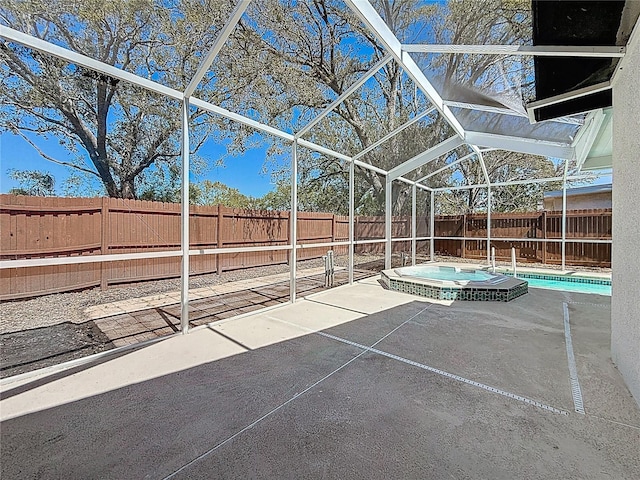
[120,178,136,199]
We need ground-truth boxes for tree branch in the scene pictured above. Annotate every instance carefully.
[13,130,100,178]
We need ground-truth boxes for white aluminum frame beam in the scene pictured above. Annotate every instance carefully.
[401,44,626,58]
[444,100,586,126]
[472,146,491,186]
[561,158,570,271]
[354,239,387,245]
[352,107,436,160]
[433,174,591,191]
[390,237,413,243]
[348,159,355,284]
[526,81,611,123]
[430,190,435,261]
[433,236,611,244]
[465,131,575,159]
[486,184,492,264]
[388,136,464,180]
[189,98,293,142]
[411,184,417,265]
[296,138,352,163]
[296,55,392,138]
[415,151,479,185]
[183,1,251,97]
[0,25,184,101]
[0,245,298,270]
[443,101,520,116]
[572,109,606,169]
[472,147,492,264]
[344,0,465,138]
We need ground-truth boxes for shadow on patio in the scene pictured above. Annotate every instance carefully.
[1,279,638,479]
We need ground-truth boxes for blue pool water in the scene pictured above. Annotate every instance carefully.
[523,277,611,296]
[398,266,494,282]
[500,271,611,296]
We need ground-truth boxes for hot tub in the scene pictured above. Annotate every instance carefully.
[381,264,528,302]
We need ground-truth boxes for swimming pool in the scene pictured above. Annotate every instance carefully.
[502,273,611,296]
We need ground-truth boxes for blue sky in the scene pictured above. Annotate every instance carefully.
[1,133,75,193]
[0,131,276,198]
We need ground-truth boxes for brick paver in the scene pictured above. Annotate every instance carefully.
[92,270,371,347]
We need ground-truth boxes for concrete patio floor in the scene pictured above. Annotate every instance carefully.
[1,277,638,479]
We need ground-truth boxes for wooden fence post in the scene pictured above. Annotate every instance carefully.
[100,197,109,290]
[461,214,466,258]
[354,216,359,254]
[541,210,547,265]
[331,213,337,244]
[216,204,223,275]
[286,210,291,265]
[406,216,411,247]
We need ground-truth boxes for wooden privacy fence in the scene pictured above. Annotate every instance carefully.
[0,196,349,300]
[0,195,611,300]
[431,210,612,267]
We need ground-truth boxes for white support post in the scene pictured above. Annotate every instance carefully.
[385,176,392,269]
[561,158,570,271]
[473,148,492,265]
[411,184,417,266]
[430,190,435,261]
[180,100,190,334]
[290,140,298,302]
[487,186,492,265]
[349,159,355,284]
[491,247,496,273]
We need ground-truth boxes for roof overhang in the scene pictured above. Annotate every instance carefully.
[528,0,639,122]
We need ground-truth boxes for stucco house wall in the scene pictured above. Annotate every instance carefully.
[612,26,640,407]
